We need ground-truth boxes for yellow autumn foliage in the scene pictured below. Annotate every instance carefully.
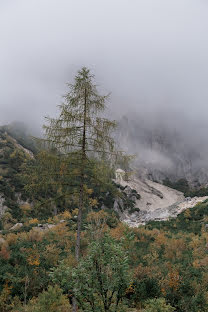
[6,233,18,246]
[29,218,39,225]
[72,208,79,216]
[89,198,98,207]
[27,254,40,266]
[61,210,72,219]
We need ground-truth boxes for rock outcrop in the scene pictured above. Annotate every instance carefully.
[10,223,23,230]
[114,169,208,227]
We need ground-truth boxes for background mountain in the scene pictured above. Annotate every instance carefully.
[117,114,208,187]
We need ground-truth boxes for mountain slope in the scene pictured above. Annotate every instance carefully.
[0,125,34,221]
[117,115,208,187]
[114,169,208,226]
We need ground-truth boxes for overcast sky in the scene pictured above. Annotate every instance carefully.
[0,0,208,130]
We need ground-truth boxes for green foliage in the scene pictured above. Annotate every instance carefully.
[16,285,71,312]
[147,199,208,234]
[0,127,34,221]
[132,278,161,302]
[52,234,130,312]
[143,298,175,312]
[163,178,208,197]
[106,211,119,228]
[187,187,208,197]
[72,235,130,311]
[0,200,208,311]
[163,178,189,195]
[24,151,119,220]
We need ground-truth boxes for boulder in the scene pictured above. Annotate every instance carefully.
[10,223,23,230]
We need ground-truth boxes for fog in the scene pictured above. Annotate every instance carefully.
[1,0,208,180]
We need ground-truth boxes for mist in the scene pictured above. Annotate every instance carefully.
[1,0,208,181]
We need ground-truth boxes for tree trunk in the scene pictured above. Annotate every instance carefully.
[72,297,77,312]
[52,202,57,216]
[75,86,87,260]
[73,86,87,312]
[73,169,84,312]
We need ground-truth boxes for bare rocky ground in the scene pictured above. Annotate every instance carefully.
[115,170,208,227]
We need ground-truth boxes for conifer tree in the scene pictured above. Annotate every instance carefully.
[40,67,117,261]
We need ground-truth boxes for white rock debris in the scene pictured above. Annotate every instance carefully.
[114,169,208,227]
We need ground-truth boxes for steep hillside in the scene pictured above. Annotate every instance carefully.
[114,169,208,227]
[0,125,34,221]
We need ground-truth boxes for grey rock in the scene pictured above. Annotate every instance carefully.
[10,223,23,230]
[34,223,55,231]
[47,224,56,229]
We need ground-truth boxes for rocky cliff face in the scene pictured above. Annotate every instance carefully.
[114,169,208,227]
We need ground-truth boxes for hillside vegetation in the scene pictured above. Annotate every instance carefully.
[0,200,208,311]
[0,125,208,311]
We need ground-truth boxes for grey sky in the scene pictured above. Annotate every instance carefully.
[0,0,208,129]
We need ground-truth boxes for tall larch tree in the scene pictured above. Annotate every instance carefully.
[41,67,117,261]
